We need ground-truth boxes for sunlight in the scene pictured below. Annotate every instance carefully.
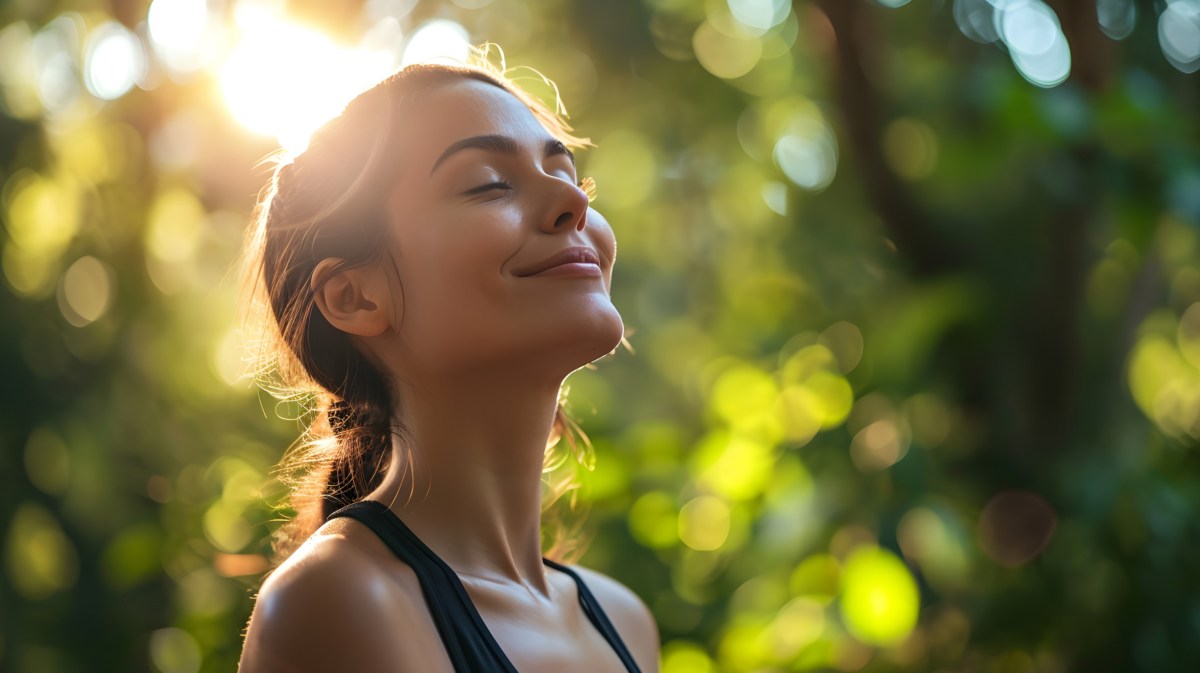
[218,11,398,155]
[401,19,472,67]
[147,0,217,75]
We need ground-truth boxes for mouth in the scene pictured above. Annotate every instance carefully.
[514,246,602,277]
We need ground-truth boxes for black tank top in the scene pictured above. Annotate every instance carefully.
[326,499,644,673]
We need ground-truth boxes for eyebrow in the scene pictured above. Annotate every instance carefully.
[428,134,575,177]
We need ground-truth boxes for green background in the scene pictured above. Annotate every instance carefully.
[2,0,1199,671]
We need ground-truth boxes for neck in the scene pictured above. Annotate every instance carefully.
[367,365,565,598]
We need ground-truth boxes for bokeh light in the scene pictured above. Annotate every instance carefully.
[30,14,83,116]
[773,119,838,191]
[662,639,716,673]
[838,546,920,647]
[628,490,679,549]
[83,21,145,101]
[727,0,792,33]
[1097,0,1137,40]
[849,417,908,472]
[998,0,1071,87]
[770,596,825,659]
[5,503,79,600]
[57,255,115,327]
[897,506,970,590]
[952,0,1074,86]
[678,494,732,551]
[693,19,763,80]
[954,0,1001,44]
[0,21,42,119]
[1159,0,1200,73]
[1126,301,1200,439]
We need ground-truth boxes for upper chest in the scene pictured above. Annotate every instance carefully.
[462,574,634,673]
[346,532,633,673]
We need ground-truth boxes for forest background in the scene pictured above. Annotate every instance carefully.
[2,0,1199,671]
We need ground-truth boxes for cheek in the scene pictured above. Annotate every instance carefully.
[430,204,521,292]
[395,206,523,337]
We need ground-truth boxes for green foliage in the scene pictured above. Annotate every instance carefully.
[2,0,1199,672]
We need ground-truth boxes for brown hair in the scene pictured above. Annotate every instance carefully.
[235,47,606,569]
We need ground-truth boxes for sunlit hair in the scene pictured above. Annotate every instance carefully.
[234,44,614,569]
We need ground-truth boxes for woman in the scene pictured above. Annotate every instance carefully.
[234,51,660,672]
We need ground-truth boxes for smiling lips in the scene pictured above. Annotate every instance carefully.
[515,246,602,277]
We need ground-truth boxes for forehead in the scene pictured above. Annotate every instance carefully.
[396,77,553,167]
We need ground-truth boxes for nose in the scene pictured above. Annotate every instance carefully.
[539,176,590,234]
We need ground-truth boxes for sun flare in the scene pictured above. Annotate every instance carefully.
[218,15,397,155]
[215,5,474,156]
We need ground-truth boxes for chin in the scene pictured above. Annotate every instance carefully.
[435,303,625,377]
[531,302,622,371]
[598,308,626,356]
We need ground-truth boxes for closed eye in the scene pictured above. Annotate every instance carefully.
[462,180,512,196]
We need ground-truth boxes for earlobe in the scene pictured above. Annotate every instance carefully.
[310,258,391,338]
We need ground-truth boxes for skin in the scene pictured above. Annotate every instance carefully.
[237,77,661,672]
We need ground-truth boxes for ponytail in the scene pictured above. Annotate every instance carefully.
[321,398,392,521]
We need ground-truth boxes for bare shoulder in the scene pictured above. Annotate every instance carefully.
[237,522,446,673]
[566,563,661,673]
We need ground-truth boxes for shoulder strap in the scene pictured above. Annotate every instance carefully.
[541,558,645,673]
[326,499,520,673]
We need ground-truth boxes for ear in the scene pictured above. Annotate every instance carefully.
[309,258,393,338]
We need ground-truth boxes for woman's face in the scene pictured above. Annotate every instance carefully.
[376,76,623,382]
